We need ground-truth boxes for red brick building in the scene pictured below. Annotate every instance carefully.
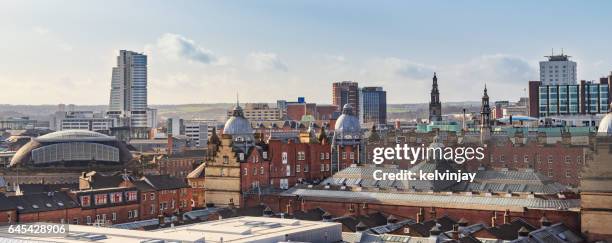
[266,137,332,190]
[487,140,587,187]
[157,149,205,178]
[140,175,193,216]
[0,194,17,225]
[75,187,140,225]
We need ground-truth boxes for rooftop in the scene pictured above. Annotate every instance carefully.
[0,216,342,243]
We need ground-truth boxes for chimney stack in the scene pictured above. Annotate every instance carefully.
[503,209,510,224]
[539,216,551,228]
[451,224,460,240]
[518,226,530,240]
[429,207,436,220]
[457,218,469,232]
[417,208,424,223]
[491,211,497,227]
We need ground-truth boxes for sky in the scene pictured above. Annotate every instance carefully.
[1,0,611,105]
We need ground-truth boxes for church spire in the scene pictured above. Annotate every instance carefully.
[429,72,442,122]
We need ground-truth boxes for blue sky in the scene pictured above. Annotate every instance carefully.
[1,0,611,105]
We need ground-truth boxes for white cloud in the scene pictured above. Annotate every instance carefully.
[33,26,50,35]
[372,57,436,79]
[153,33,220,64]
[452,54,537,84]
[247,52,288,72]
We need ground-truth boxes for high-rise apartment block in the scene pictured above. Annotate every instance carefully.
[332,81,359,117]
[539,52,577,85]
[359,87,387,125]
[107,50,149,128]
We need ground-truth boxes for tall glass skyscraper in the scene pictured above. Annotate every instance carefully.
[107,50,149,128]
[359,87,387,125]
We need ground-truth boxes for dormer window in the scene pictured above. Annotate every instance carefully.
[80,196,91,207]
[262,152,268,159]
[239,153,245,160]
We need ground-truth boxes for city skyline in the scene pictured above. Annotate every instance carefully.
[1,1,612,105]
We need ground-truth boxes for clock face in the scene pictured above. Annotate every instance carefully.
[344,135,352,139]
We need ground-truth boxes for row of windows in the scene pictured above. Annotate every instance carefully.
[31,142,120,164]
[80,191,138,207]
[492,154,583,164]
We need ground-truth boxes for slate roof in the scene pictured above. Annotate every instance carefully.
[320,164,570,194]
[334,212,391,232]
[283,188,580,210]
[485,218,536,241]
[133,180,155,192]
[510,223,584,243]
[86,172,128,189]
[216,204,267,219]
[0,194,16,211]
[17,183,78,195]
[367,219,416,235]
[8,191,79,213]
[291,208,327,221]
[142,175,188,190]
[167,149,206,158]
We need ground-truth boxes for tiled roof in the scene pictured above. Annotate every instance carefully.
[368,219,415,235]
[518,222,584,243]
[486,218,536,241]
[0,194,16,211]
[8,191,79,213]
[323,165,569,194]
[133,180,155,192]
[142,175,188,190]
[87,173,128,189]
[283,188,580,210]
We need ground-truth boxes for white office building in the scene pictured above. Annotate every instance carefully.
[107,50,149,128]
[53,110,116,132]
[539,53,577,85]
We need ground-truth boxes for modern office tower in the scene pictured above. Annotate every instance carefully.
[581,80,610,114]
[429,73,442,122]
[359,87,387,125]
[539,51,577,85]
[167,118,184,137]
[59,111,115,132]
[184,119,214,147]
[107,50,149,128]
[146,108,158,128]
[537,84,581,117]
[529,79,609,118]
[332,81,360,117]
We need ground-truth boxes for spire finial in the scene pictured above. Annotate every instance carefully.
[236,93,240,106]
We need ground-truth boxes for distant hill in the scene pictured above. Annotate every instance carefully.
[0,101,482,122]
